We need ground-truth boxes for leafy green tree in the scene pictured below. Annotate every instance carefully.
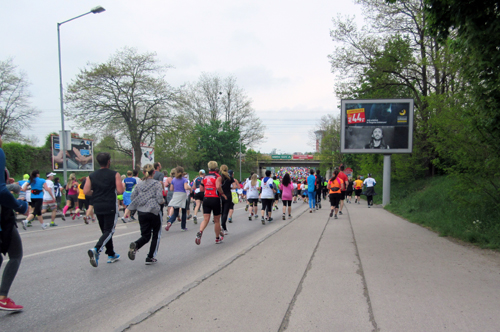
[194,120,242,169]
[65,47,177,170]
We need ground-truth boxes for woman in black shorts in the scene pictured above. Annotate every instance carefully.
[345,177,354,203]
[327,170,345,219]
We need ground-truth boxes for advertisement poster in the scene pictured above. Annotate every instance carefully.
[52,135,94,171]
[341,99,414,154]
[132,145,155,169]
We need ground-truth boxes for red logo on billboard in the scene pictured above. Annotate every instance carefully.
[347,108,366,124]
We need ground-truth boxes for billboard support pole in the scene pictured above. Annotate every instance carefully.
[383,154,391,206]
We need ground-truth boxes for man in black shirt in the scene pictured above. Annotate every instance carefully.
[84,153,124,267]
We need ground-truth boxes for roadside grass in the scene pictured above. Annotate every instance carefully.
[383,176,500,249]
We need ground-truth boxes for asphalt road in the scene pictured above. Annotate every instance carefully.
[1,201,309,332]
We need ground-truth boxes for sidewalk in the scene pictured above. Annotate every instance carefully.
[125,201,500,332]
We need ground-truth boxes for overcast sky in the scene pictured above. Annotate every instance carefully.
[1,0,364,154]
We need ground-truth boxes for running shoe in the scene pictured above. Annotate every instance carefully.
[181,228,188,231]
[128,242,137,260]
[107,253,120,263]
[145,257,157,265]
[92,217,96,222]
[130,215,136,220]
[223,230,228,235]
[187,214,192,220]
[334,214,338,219]
[319,203,322,209]
[88,248,99,267]
[248,215,252,221]
[339,211,343,215]
[195,231,203,245]
[0,298,23,312]
[288,215,292,219]
[193,215,197,224]
[261,216,265,225]
[50,221,58,227]
[83,216,88,224]
[121,217,127,223]
[22,220,28,230]
[282,214,286,220]
[61,214,66,221]
[254,215,258,219]
[215,238,222,244]
[165,222,172,231]
[177,217,181,222]
[41,223,48,230]
[268,217,273,222]
[228,217,232,223]
[72,213,76,221]
[355,199,358,203]
[219,232,224,241]
[368,205,371,208]
[245,205,248,211]
[309,209,312,213]
[27,221,32,227]
[329,210,333,217]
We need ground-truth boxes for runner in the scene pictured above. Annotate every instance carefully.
[41,172,58,227]
[74,177,87,222]
[121,171,137,223]
[244,172,253,211]
[153,162,165,218]
[219,165,235,235]
[260,170,275,224]
[62,174,78,220]
[363,173,377,207]
[338,165,349,215]
[244,174,260,220]
[346,176,354,203]
[195,161,226,245]
[123,164,164,265]
[17,174,29,201]
[227,170,239,225]
[273,175,281,211]
[84,152,123,267]
[354,175,363,204]
[192,169,205,224]
[53,177,63,213]
[315,169,324,209]
[279,173,294,219]
[0,136,28,311]
[165,166,191,232]
[21,170,55,230]
[307,169,316,213]
[327,169,344,219]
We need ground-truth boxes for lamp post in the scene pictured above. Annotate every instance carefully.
[239,137,242,182]
[57,5,105,185]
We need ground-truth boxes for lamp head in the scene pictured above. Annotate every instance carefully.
[91,6,105,14]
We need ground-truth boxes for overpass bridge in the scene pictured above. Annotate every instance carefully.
[256,159,332,179]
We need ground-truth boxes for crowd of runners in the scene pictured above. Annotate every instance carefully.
[1,142,377,311]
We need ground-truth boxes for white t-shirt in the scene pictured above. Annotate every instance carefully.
[43,179,55,201]
[261,177,275,199]
[363,177,376,187]
[244,181,260,199]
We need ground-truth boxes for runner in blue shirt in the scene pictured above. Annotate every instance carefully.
[307,169,317,213]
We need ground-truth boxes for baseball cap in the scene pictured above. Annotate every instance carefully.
[199,169,205,174]
[46,172,56,177]
[23,174,29,180]
[228,169,234,176]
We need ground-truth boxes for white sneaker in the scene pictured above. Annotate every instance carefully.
[22,220,28,230]
[41,223,48,230]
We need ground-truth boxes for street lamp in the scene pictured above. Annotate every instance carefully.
[57,6,105,185]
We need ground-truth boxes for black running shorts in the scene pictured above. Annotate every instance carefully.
[203,197,221,216]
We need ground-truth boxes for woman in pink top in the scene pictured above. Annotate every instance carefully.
[279,173,294,220]
[62,173,79,219]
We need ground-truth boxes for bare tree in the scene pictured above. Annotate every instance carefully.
[0,58,38,142]
[180,73,265,148]
[65,47,177,168]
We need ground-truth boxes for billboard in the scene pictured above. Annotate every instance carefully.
[341,99,414,154]
[52,135,94,171]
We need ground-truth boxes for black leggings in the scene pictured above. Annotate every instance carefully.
[261,198,273,214]
[135,212,162,259]
[0,227,22,297]
[221,198,233,231]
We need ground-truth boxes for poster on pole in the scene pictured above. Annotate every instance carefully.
[340,99,414,154]
[51,135,94,171]
[133,145,155,169]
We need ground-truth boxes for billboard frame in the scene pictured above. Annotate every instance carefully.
[340,98,414,154]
